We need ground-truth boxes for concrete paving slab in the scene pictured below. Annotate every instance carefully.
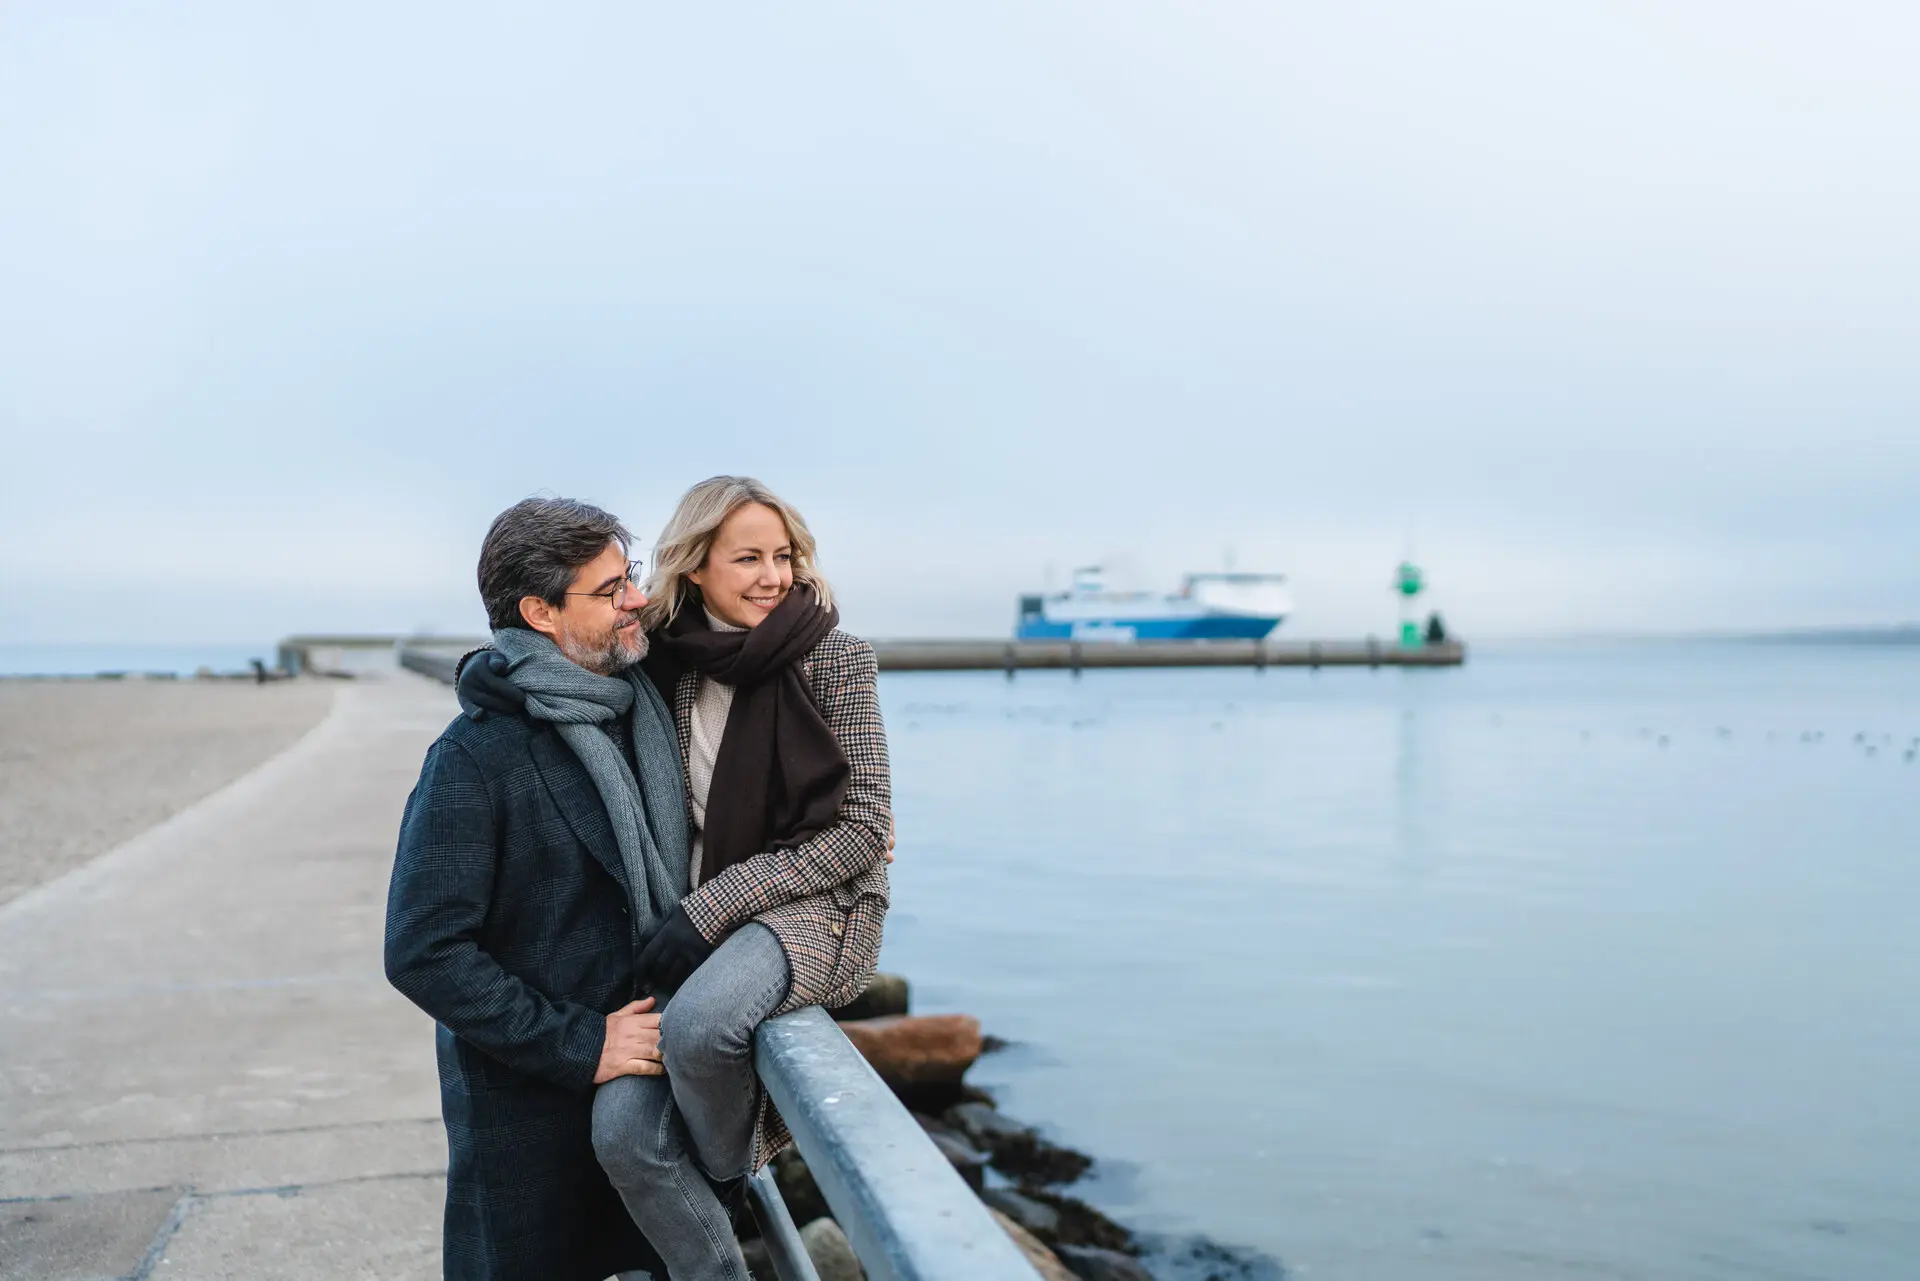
[0,1117,444,1203]
[0,1185,184,1281]
[0,676,461,1277]
[149,1174,442,1281]
[1,980,437,1156]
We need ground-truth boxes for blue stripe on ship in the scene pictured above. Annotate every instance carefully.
[1015,616,1280,641]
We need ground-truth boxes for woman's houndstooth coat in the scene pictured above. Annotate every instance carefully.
[669,626,892,1165]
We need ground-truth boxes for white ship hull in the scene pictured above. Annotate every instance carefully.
[1016,570,1293,641]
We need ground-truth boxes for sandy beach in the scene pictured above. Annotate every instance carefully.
[0,679,336,907]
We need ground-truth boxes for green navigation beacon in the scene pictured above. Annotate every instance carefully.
[1395,559,1426,647]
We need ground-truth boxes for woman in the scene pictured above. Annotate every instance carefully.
[458,476,890,1281]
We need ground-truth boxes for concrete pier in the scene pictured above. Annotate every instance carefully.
[868,637,1465,672]
[0,676,454,1280]
[290,633,1468,678]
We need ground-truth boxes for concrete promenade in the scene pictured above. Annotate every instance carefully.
[0,675,458,1280]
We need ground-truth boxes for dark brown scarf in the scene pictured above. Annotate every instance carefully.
[647,583,850,887]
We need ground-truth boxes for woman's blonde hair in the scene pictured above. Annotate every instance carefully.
[639,476,835,632]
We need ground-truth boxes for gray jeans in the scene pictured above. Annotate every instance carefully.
[592,922,790,1281]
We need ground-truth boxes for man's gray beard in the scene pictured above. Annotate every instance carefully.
[561,623,648,676]
[611,627,649,672]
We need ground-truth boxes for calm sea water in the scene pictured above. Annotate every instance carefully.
[876,642,1920,1280]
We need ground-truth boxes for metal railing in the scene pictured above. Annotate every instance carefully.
[746,1164,824,1281]
[397,647,461,684]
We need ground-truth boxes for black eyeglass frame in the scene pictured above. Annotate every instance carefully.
[564,560,647,606]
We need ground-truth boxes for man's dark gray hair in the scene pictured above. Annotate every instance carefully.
[478,498,632,631]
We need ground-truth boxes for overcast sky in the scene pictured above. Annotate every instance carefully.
[3,2,1915,645]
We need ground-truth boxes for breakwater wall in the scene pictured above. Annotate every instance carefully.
[284,634,1466,678]
[870,637,1463,672]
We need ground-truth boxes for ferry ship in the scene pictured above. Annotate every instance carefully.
[1015,567,1292,641]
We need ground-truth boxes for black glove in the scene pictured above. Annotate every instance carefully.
[635,906,717,994]
[456,650,526,721]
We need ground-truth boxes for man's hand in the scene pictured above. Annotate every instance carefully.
[594,996,663,1084]
[634,907,716,995]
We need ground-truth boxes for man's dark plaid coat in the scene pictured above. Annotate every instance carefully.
[384,710,667,1281]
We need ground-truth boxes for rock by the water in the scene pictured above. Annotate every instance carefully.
[738,1236,773,1279]
[913,1112,990,1191]
[946,1101,1093,1186]
[955,1081,997,1108]
[925,1128,988,1192]
[771,1148,830,1227]
[1012,1139,1093,1186]
[1136,1233,1288,1281]
[912,1109,957,1138]
[990,1208,1078,1281]
[982,1187,1063,1241]
[1057,1243,1155,1281]
[799,1217,866,1281]
[829,971,910,1021]
[838,1013,982,1086]
[947,1100,1032,1147]
[1015,1187,1136,1253]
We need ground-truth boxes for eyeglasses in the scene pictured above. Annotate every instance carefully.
[566,560,647,607]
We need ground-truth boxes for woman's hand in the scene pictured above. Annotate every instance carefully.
[635,906,717,994]
[886,813,896,864]
[456,651,526,721]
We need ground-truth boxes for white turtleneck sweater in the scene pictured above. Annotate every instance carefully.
[686,609,746,886]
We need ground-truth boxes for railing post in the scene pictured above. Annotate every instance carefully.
[747,1167,825,1281]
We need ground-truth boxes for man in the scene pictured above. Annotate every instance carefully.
[386,497,731,1281]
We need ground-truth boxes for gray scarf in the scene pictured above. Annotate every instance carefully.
[490,627,690,937]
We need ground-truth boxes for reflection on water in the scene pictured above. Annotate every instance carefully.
[1394,701,1431,881]
[878,642,1920,1280]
